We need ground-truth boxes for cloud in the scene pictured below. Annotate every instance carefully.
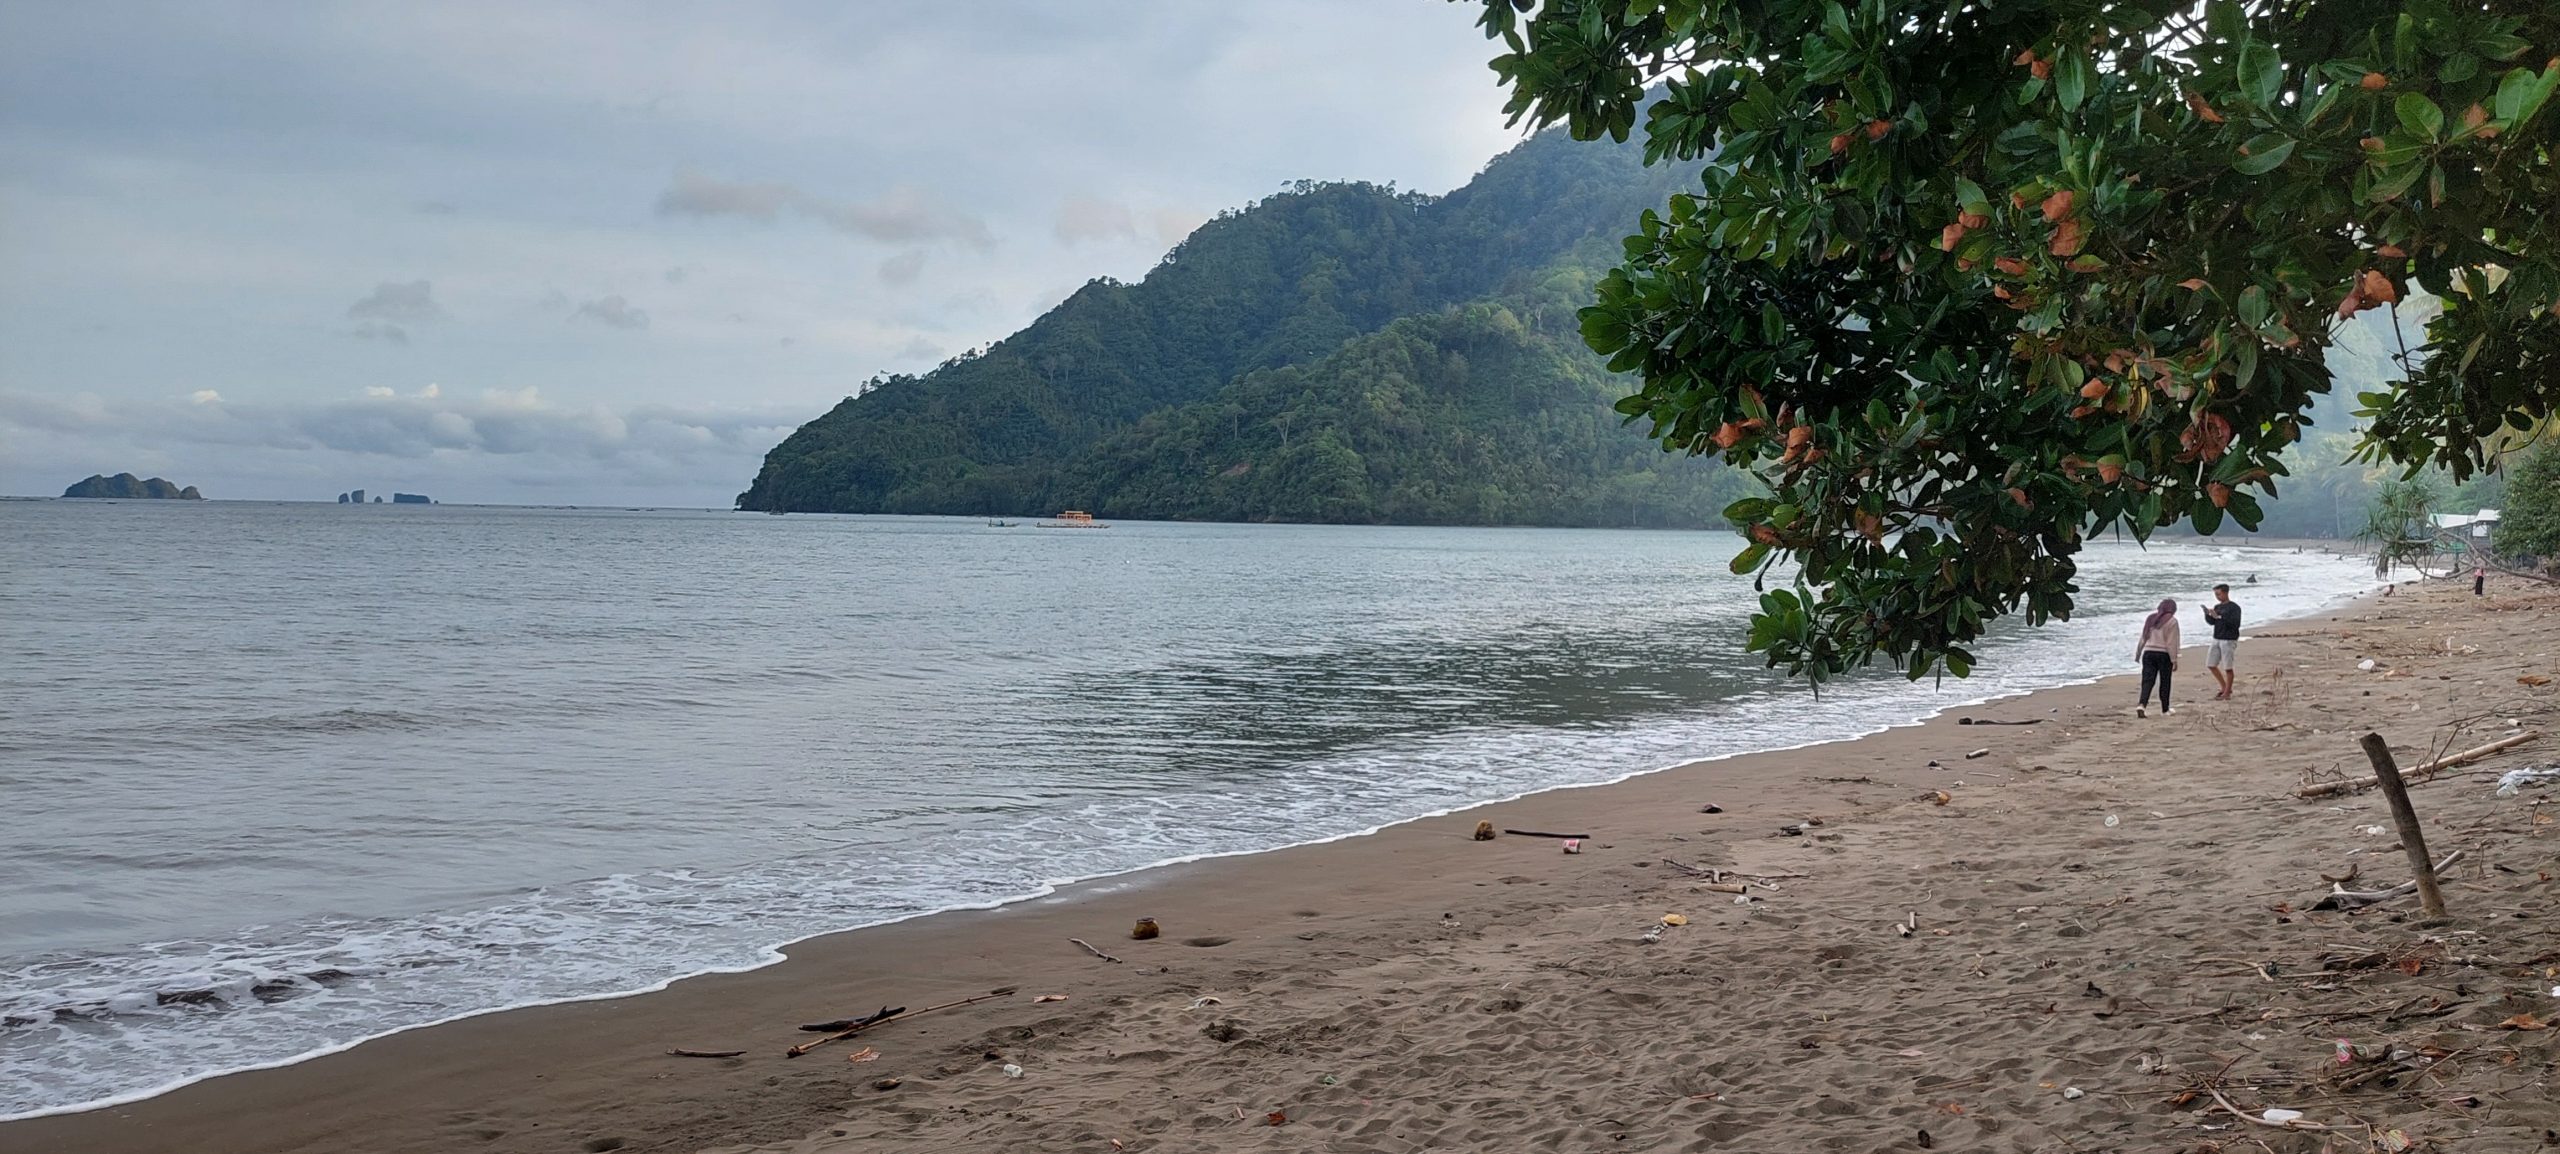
[345,280,446,324]
[655,171,993,248]
[878,250,926,285]
[342,280,446,343]
[190,389,222,404]
[1054,196,1139,245]
[570,295,649,330]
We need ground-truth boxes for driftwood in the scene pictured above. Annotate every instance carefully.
[2207,1088,2334,1132]
[800,1005,904,1032]
[785,987,1019,1058]
[2295,730,2539,798]
[1070,937,1123,963]
[2311,851,2464,911]
[2360,733,2450,917]
[667,1048,745,1059]
[1502,829,1591,839]
[1956,717,2043,726]
[1702,882,1750,894]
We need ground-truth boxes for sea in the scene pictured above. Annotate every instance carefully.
[0,501,2378,1118]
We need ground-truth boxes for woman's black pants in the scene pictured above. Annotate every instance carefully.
[2139,651,2174,712]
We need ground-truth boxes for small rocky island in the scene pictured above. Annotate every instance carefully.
[62,473,202,500]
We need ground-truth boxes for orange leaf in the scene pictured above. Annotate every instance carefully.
[2007,487,2031,509]
[2039,189,2076,222]
[2013,49,2037,67]
[2361,268,2400,304]
[2030,58,2051,80]
[2047,218,2085,257]
[2078,378,2110,399]
[1957,210,1989,230]
[2207,482,2232,509]
[2496,1014,2547,1031]
[1829,133,1852,156]
[1266,1111,1290,1126]
[2396,956,2425,975]
[2177,277,2208,290]
[1939,222,1967,251]
[1712,422,1744,450]
[2186,91,2225,123]
[2377,243,2407,258]
[1994,256,2029,276]
[2361,72,2389,90]
[1867,119,1892,141]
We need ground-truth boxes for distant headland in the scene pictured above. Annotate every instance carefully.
[336,490,434,504]
[62,473,202,500]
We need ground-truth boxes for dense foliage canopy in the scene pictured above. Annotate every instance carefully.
[738,124,1748,526]
[2492,440,2560,560]
[1476,0,2559,680]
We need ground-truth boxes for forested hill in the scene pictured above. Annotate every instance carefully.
[735,123,1752,525]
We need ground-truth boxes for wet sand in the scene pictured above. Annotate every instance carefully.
[12,579,2559,1153]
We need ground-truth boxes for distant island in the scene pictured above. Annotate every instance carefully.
[62,473,202,500]
[336,490,434,504]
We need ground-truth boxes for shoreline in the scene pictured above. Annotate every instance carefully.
[27,579,2557,1153]
[2,551,2376,1128]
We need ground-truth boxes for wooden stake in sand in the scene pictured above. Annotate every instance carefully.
[2358,733,2449,919]
[2296,730,2538,798]
[784,987,1019,1058]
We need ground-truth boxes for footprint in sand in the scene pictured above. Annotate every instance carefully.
[1184,935,1233,947]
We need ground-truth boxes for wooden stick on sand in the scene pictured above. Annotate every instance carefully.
[2295,730,2537,799]
[785,987,1019,1058]
[1070,937,1123,963]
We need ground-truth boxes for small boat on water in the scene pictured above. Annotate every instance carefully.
[987,519,1017,527]
[1036,510,1109,529]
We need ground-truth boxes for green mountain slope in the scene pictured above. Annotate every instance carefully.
[737,124,1739,524]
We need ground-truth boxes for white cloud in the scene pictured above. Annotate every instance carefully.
[190,389,222,404]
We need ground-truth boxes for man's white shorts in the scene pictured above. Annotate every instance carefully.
[2206,639,2238,669]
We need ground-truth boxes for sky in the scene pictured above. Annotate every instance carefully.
[0,2,1526,505]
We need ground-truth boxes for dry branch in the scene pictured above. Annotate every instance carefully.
[2296,731,2538,799]
[1070,937,1123,963]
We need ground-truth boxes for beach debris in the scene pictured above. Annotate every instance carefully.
[2298,730,2542,798]
[1660,913,1689,925]
[1472,820,1496,840]
[1001,1062,1025,1078]
[2496,767,2560,795]
[1033,993,1069,1003]
[1640,922,1670,944]
[1894,911,1919,938]
[1070,938,1124,963]
[2061,1086,2085,1100]
[1698,803,1724,813]
[2103,813,2119,828]
[1266,1111,1289,1126]
[1957,716,2042,725]
[1503,829,1591,839]
[800,1005,905,1032]
[1964,748,1990,759]
[2358,658,2380,671]
[2259,1107,2303,1124]
[2497,1013,2548,1030]
[2310,851,2464,910]
[871,1076,902,1090]
[785,987,1018,1058]
[1926,790,1952,806]
[666,1048,746,1059]
[1733,893,1754,905]
[1187,995,1223,1010]
[1702,882,1749,894]
[1916,1129,1934,1148]
[1131,917,1160,940]
[846,1046,881,1063]
[1561,838,1582,853]
[2521,674,2552,687]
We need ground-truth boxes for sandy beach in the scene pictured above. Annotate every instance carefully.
[11,577,2558,1154]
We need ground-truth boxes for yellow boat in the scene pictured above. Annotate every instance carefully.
[1036,510,1109,528]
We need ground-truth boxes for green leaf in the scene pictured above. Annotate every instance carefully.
[2238,42,2283,106]
[2055,51,2088,111]
[1760,301,1785,345]
[2233,134,2295,174]
[1729,541,1772,575]
[2395,92,2444,140]
[2496,66,2535,121]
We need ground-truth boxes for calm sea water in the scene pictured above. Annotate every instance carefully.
[0,501,2374,1116]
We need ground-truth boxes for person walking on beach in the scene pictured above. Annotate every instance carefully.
[2135,598,2179,717]
[2475,563,2487,595]
[2202,584,2241,700]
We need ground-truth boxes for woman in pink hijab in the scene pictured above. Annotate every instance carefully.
[2134,598,2180,716]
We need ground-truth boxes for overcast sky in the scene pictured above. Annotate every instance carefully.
[0,2,1526,505]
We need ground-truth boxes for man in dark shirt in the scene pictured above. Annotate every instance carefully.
[2202,584,2242,700]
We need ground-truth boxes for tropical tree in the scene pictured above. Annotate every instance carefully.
[2356,474,2442,575]
[2492,439,2560,559]
[1471,0,2560,681]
